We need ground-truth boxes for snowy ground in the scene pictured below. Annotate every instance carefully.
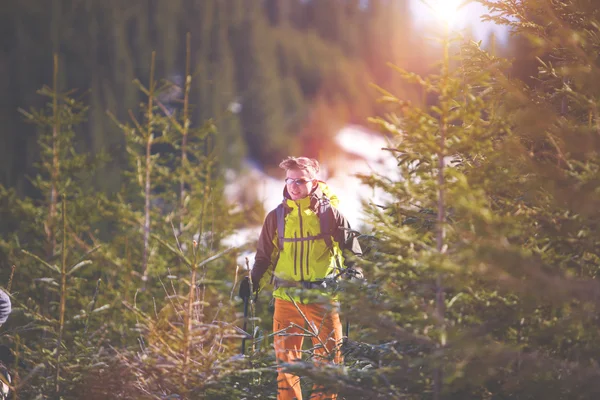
[328,125,399,227]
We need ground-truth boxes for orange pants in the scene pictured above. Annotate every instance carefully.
[273,298,343,400]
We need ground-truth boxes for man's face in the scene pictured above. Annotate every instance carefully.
[285,168,316,200]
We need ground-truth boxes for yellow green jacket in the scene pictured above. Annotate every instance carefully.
[251,182,362,303]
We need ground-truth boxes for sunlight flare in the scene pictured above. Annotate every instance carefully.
[423,0,464,26]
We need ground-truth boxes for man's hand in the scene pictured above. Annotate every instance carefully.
[344,266,364,281]
[239,277,252,301]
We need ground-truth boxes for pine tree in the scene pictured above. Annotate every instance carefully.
[330,1,600,398]
[0,55,116,399]
[101,42,252,399]
[0,54,101,282]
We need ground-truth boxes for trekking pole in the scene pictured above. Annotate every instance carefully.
[342,266,364,341]
[239,277,251,355]
[345,319,350,338]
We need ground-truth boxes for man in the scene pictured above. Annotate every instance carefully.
[251,157,362,400]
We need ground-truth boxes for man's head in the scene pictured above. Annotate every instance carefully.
[279,156,320,201]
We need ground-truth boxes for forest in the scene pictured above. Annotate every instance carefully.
[2,0,600,399]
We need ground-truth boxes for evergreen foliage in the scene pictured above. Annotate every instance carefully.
[337,0,600,398]
[0,55,115,399]
[4,1,600,399]
[3,0,435,193]
[0,47,246,398]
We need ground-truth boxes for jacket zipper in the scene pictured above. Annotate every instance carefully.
[293,231,298,277]
[306,231,310,276]
[298,205,304,282]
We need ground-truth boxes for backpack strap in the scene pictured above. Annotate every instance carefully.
[318,195,334,251]
[270,202,287,284]
[276,203,286,251]
[318,194,345,274]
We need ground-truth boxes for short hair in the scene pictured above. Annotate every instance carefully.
[279,157,320,179]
